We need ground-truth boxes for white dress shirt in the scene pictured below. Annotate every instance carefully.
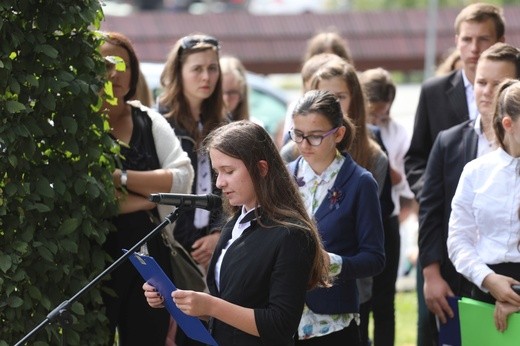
[462,70,478,121]
[378,117,414,215]
[447,147,520,290]
[214,206,254,291]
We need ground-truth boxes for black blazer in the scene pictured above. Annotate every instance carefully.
[206,211,315,346]
[418,119,477,294]
[405,69,469,199]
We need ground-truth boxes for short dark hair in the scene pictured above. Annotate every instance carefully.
[292,90,355,152]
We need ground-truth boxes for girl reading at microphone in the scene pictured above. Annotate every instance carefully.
[144,120,329,345]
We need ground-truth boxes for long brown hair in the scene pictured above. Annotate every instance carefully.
[159,34,225,145]
[311,59,382,172]
[202,121,329,288]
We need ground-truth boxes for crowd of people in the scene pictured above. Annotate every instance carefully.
[95,2,519,346]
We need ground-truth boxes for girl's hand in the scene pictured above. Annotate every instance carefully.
[143,282,165,308]
[172,289,212,317]
[483,273,520,306]
[494,301,520,332]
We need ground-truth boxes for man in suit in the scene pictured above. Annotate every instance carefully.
[404,4,506,346]
[405,3,505,199]
[419,42,520,344]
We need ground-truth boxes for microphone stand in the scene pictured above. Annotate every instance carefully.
[15,207,182,346]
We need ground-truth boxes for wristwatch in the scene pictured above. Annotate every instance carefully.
[120,169,128,188]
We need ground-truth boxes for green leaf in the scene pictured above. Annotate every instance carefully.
[37,246,54,262]
[62,116,78,134]
[38,44,58,59]
[41,93,56,111]
[57,218,80,236]
[6,100,25,113]
[7,295,23,308]
[8,154,17,167]
[71,301,85,315]
[61,239,78,253]
[32,203,52,212]
[12,241,28,253]
[35,177,54,198]
[0,254,12,273]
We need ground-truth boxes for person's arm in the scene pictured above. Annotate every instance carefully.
[116,190,156,214]
[405,85,432,199]
[340,173,386,279]
[447,165,492,289]
[494,300,520,332]
[418,134,454,322]
[141,101,194,195]
[112,104,193,199]
[190,232,221,268]
[172,290,259,336]
[371,149,388,197]
[113,168,173,198]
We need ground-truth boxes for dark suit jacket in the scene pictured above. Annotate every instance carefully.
[405,69,469,199]
[288,154,385,314]
[418,119,477,294]
[206,211,315,346]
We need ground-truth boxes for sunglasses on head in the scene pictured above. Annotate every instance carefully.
[180,35,220,51]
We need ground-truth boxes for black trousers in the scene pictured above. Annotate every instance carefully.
[359,215,401,346]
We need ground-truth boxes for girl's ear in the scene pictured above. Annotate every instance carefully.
[335,125,346,144]
[257,160,269,178]
[502,115,513,132]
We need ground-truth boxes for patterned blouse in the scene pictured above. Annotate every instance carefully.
[295,151,359,339]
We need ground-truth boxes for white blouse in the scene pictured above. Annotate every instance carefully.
[447,147,520,290]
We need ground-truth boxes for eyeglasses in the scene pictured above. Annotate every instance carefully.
[180,35,220,51]
[289,127,339,146]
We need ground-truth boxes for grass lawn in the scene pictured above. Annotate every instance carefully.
[368,290,418,346]
[395,290,418,346]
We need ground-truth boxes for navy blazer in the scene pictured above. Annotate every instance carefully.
[405,69,469,199]
[289,154,385,314]
[206,211,315,346]
[418,119,477,294]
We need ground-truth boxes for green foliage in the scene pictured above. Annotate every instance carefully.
[0,1,119,344]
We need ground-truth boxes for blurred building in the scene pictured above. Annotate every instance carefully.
[100,5,520,75]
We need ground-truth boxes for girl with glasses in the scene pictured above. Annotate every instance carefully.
[144,120,329,346]
[288,90,385,345]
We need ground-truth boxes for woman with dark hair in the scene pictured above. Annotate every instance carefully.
[448,79,520,332]
[287,90,385,345]
[158,34,226,270]
[99,32,194,345]
[144,120,329,346]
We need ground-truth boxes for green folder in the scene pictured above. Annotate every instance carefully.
[458,297,520,345]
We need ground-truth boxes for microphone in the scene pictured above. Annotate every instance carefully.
[149,193,222,211]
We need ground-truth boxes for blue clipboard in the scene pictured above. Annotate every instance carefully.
[438,296,461,346]
[124,250,218,346]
